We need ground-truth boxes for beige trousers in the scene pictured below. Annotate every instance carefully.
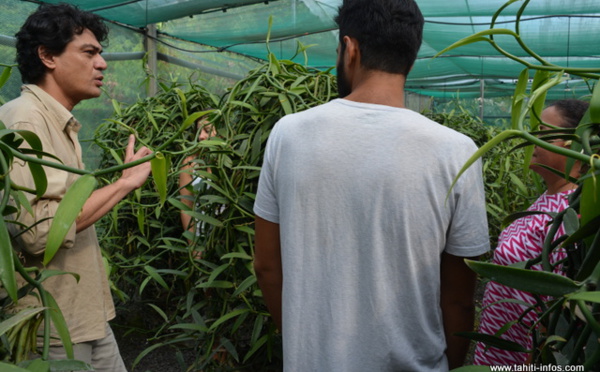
[48,324,127,372]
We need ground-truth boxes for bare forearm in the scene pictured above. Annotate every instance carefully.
[441,252,478,369]
[76,178,136,232]
[442,298,475,368]
[77,135,152,232]
[254,216,283,330]
[256,269,283,330]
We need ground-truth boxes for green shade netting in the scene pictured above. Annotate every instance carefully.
[4,0,600,99]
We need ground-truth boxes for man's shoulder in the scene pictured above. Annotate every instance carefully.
[0,93,47,129]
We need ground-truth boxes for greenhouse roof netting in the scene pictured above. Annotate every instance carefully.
[9,0,600,99]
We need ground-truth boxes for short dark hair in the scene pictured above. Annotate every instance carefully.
[335,0,424,76]
[16,3,109,84]
[550,99,590,128]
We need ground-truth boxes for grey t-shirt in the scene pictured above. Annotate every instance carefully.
[254,99,490,372]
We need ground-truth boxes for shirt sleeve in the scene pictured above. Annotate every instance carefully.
[445,156,491,257]
[253,123,280,224]
[8,121,76,255]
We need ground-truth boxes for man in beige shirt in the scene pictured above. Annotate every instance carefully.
[0,4,152,371]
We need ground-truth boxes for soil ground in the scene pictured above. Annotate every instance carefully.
[113,277,487,371]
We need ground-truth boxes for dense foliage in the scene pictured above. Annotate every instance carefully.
[94,51,337,370]
[438,0,600,370]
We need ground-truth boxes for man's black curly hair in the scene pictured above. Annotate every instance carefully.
[16,2,109,84]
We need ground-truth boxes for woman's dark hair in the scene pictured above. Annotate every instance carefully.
[550,99,590,128]
[16,3,109,84]
[335,0,424,76]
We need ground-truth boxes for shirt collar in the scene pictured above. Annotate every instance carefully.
[22,84,76,132]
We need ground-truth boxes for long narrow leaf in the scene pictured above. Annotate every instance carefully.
[447,130,522,198]
[433,29,518,58]
[567,291,600,303]
[465,260,582,296]
[45,292,74,359]
[450,367,492,372]
[455,331,528,352]
[0,218,17,301]
[0,307,45,336]
[0,362,30,372]
[0,66,12,88]
[44,175,97,265]
[208,308,250,332]
[511,68,530,129]
[150,152,168,205]
[144,265,169,290]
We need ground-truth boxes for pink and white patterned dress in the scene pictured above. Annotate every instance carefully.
[473,190,573,366]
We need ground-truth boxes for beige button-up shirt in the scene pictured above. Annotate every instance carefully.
[0,84,115,344]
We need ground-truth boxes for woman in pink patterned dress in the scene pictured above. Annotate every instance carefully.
[473,99,589,366]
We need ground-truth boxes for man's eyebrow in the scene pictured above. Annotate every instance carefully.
[81,43,103,53]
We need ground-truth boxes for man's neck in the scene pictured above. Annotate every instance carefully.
[36,80,77,112]
[343,70,407,108]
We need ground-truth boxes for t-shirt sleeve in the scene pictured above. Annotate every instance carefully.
[445,155,491,257]
[253,124,280,224]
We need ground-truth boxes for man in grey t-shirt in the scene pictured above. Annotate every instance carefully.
[253,1,490,371]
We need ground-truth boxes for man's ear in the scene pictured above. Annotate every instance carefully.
[342,35,359,68]
[38,46,56,70]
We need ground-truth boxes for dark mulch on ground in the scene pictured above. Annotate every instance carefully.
[114,325,196,372]
[112,304,197,372]
[113,277,488,371]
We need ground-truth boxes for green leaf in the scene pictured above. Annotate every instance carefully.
[455,331,528,352]
[278,93,293,115]
[250,315,264,345]
[208,308,250,331]
[175,88,188,119]
[589,81,600,124]
[144,265,169,290]
[0,307,45,337]
[151,152,168,205]
[511,68,530,129]
[528,69,550,131]
[220,252,252,260]
[0,218,17,301]
[196,281,233,289]
[465,260,582,296]
[448,130,523,199]
[232,275,257,297]
[187,211,223,227]
[581,176,600,239]
[19,359,50,372]
[44,175,97,265]
[0,362,31,372]
[45,292,74,359]
[433,29,518,58]
[46,359,93,371]
[37,269,80,284]
[450,366,492,372]
[562,207,580,236]
[566,291,600,303]
[243,334,268,363]
[148,303,169,323]
[0,66,12,89]
[15,129,48,198]
[168,323,208,333]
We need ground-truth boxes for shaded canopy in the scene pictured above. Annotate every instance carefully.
[18,0,600,99]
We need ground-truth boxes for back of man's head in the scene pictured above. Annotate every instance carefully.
[335,0,424,77]
[16,3,109,84]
